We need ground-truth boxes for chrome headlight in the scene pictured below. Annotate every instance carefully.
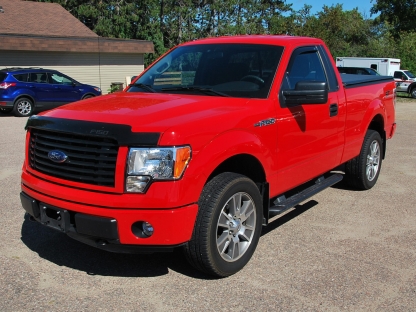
[126,146,191,193]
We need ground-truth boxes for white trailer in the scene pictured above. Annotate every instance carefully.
[336,57,416,98]
[335,57,401,76]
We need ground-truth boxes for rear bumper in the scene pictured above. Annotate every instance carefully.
[0,100,13,107]
[20,189,198,253]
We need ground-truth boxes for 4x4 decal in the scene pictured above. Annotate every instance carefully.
[254,118,276,127]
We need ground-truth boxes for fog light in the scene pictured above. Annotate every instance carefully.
[132,221,154,238]
[126,176,151,193]
[142,222,154,237]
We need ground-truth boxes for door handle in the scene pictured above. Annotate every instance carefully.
[329,103,338,117]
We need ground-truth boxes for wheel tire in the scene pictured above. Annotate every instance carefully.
[410,88,416,99]
[345,130,383,190]
[82,95,94,100]
[184,172,263,277]
[13,97,33,117]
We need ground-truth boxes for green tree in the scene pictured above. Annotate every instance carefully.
[371,0,416,39]
[290,5,376,58]
[395,31,416,72]
[31,0,416,70]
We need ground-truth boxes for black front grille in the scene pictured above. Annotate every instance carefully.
[29,129,119,187]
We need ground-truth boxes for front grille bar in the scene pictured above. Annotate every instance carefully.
[29,128,119,187]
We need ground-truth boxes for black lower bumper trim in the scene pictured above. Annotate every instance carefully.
[20,191,180,254]
[67,232,179,254]
[21,192,40,218]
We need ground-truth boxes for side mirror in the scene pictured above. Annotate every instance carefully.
[281,81,328,105]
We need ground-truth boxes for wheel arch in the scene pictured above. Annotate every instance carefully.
[183,129,271,223]
[406,81,416,94]
[207,154,269,225]
[368,113,386,159]
[14,94,35,106]
[82,93,96,100]
[207,154,266,185]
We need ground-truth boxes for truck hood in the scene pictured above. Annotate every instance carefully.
[42,92,249,133]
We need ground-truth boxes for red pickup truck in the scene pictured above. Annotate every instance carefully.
[20,36,396,277]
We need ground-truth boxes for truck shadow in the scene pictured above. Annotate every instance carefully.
[20,200,321,279]
[261,200,318,236]
[20,214,209,279]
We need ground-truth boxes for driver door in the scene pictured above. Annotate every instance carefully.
[275,46,343,193]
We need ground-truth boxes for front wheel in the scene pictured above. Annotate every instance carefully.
[13,97,34,117]
[184,172,263,277]
[410,88,416,99]
[345,130,383,190]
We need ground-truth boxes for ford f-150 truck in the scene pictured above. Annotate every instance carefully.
[20,36,396,277]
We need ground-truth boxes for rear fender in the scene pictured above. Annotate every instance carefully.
[342,97,386,163]
[360,98,385,138]
[13,90,36,105]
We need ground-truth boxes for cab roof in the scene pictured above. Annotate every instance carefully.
[180,35,324,47]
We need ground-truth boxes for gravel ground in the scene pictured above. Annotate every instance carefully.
[0,99,415,311]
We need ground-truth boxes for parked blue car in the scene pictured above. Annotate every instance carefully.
[0,68,102,117]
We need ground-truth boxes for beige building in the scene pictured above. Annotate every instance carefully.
[0,0,154,93]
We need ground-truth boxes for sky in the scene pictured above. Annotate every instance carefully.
[289,0,375,17]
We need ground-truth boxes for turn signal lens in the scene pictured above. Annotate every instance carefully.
[174,146,191,178]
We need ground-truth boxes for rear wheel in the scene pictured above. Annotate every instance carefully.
[13,98,33,117]
[345,130,383,190]
[184,172,263,277]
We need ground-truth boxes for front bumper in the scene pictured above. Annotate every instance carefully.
[20,190,198,253]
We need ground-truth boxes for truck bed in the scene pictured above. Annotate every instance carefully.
[340,74,394,88]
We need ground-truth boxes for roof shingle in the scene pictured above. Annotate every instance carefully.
[0,0,154,53]
[0,0,98,37]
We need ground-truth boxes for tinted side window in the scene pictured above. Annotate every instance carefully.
[13,73,28,82]
[29,73,49,83]
[284,50,326,90]
[317,45,339,91]
[393,72,402,79]
[50,73,73,85]
[0,72,6,81]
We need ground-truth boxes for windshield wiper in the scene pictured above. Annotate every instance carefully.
[161,86,229,97]
[129,83,156,93]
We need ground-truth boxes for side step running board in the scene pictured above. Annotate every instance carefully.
[268,173,343,219]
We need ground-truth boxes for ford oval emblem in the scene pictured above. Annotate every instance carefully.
[48,150,68,163]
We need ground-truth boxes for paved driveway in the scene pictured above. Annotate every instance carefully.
[0,100,415,311]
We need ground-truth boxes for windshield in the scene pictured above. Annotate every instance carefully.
[128,43,283,99]
[404,70,416,79]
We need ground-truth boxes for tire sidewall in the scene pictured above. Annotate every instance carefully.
[205,175,263,276]
[14,98,33,117]
[360,130,382,189]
